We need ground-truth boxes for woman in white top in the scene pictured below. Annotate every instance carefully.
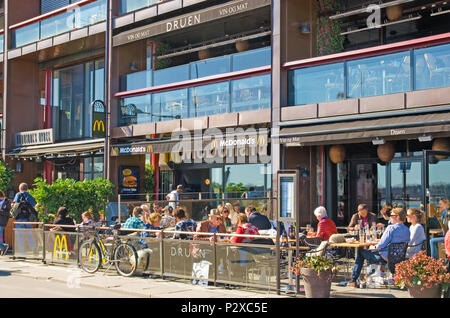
[406,208,426,258]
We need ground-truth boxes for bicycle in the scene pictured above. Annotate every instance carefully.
[78,223,139,277]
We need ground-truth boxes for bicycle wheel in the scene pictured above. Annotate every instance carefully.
[113,243,138,277]
[78,240,102,274]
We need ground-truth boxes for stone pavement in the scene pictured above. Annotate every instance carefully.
[0,254,409,298]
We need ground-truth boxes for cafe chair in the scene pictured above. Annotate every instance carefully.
[303,237,324,249]
[406,240,427,259]
[386,242,408,275]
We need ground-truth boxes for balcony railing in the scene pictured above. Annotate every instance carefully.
[0,34,3,53]
[120,47,272,92]
[119,73,271,126]
[288,42,450,106]
[119,0,168,15]
[11,0,106,48]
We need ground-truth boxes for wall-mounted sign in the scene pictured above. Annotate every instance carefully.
[119,166,140,198]
[15,128,54,147]
[92,100,106,138]
[113,0,271,46]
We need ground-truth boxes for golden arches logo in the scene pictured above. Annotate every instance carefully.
[147,145,153,153]
[257,135,266,146]
[93,120,105,132]
[53,235,69,260]
[211,139,218,149]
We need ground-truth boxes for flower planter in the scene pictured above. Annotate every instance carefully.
[408,285,441,298]
[301,268,332,298]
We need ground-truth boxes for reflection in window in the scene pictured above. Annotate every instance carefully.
[119,0,160,15]
[224,164,272,199]
[152,89,188,122]
[347,51,411,99]
[119,95,151,126]
[190,82,229,117]
[414,43,450,90]
[232,47,271,72]
[191,56,231,79]
[231,75,271,112]
[428,156,450,208]
[289,63,344,105]
[83,157,104,180]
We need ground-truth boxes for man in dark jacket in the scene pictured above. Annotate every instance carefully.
[245,205,272,230]
[0,190,11,255]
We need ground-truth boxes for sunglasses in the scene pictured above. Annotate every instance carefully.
[222,210,229,213]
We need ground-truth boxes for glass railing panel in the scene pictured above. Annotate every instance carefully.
[120,70,152,92]
[153,64,189,86]
[231,74,271,112]
[232,46,272,72]
[190,55,231,79]
[12,0,106,48]
[189,82,230,117]
[78,0,107,28]
[414,43,450,91]
[152,89,189,122]
[40,11,74,40]
[346,51,411,99]
[0,34,3,54]
[119,0,160,15]
[119,94,151,126]
[0,14,4,31]
[13,21,40,48]
[289,62,345,105]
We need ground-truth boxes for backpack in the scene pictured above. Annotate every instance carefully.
[12,194,38,222]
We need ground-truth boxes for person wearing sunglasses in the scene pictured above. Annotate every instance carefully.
[350,207,410,287]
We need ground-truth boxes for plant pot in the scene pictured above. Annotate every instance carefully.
[408,284,441,298]
[300,268,332,298]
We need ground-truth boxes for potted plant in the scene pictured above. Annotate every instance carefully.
[290,255,338,298]
[394,251,450,298]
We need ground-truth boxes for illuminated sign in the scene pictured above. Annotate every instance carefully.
[53,235,70,260]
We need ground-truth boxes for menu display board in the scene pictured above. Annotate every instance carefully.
[119,166,140,198]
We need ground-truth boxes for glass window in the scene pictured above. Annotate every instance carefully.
[224,164,271,198]
[347,51,411,99]
[231,75,271,112]
[152,89,188,122]
[289,62,344,105]
[232,47,271,72]
[78,0,106,28]
[390,161,422,210]
[119,94,151,126]
[83,156,104,180]
[120,70,152,92]
[53,58,105,141]
[189,82,229,117]
[414,43,450,90]
[40,10,74,40]
[13,21,40,48]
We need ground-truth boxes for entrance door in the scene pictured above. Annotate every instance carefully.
[424,150,450,253]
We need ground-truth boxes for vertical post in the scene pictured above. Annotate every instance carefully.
[1,0,9,161]
[160,229,164,280]
[44,69,53,184]
[276,220,280,295]
[151,135,159,200]
[103,0,112,180]
[213,233,217,287]
[117,194,121,224]
[42,224,46,264]
[76,226,80,266]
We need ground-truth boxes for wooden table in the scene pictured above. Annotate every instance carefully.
[429,229,443,236]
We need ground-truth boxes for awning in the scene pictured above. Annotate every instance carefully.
[8,139,105,158]
[278,112,450,146]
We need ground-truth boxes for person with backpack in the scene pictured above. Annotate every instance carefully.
[12,183,38,254]
[0,191,11,255]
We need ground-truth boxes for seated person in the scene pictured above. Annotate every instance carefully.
[312,206,337,241]
[430,198,449,259]
[377,203,392,227]
[142,212,162,238]
[231,202,241,226]
[348,203,378,231]
[78,211,94,228]
[406,208,426,258]
[152,202,163,214]
[245,205,272,230]
[194,209,226,241]
[140,204,151,224]
[232,213,260,244]
[52,207,76,232]
[123,206,145,230]
[350,207,410,287]
[160,205,175,229]
[173,208,196,240]
[221,206,232,229]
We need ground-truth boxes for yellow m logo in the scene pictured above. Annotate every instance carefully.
[93,120,105,132]
[53,235,69,260]
[211,139,218,149]
[147,145,153,153]
[257,135,265,146]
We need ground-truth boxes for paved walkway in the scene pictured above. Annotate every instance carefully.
[0,254,410,298]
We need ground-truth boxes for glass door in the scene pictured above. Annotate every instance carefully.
[389,159,423,210]
[424,150,450,253]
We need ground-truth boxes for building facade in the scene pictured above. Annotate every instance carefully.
[0,0,449,227]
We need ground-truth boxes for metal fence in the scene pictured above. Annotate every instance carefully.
[12,222,286,292]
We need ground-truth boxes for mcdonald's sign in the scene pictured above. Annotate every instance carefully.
[93,120,105,132]
[53,235,70,260]
[257,135,266,146]
[92,104,106,138]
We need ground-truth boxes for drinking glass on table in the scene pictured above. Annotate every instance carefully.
[306,224,313,234]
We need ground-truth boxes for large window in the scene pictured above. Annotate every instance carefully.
[83,156,104,180]
[52,58,105,141]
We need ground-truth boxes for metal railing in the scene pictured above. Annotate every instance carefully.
[12,222,288,293]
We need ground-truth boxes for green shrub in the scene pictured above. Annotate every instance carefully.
[29,177,114,223]
[0,160,14,192]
